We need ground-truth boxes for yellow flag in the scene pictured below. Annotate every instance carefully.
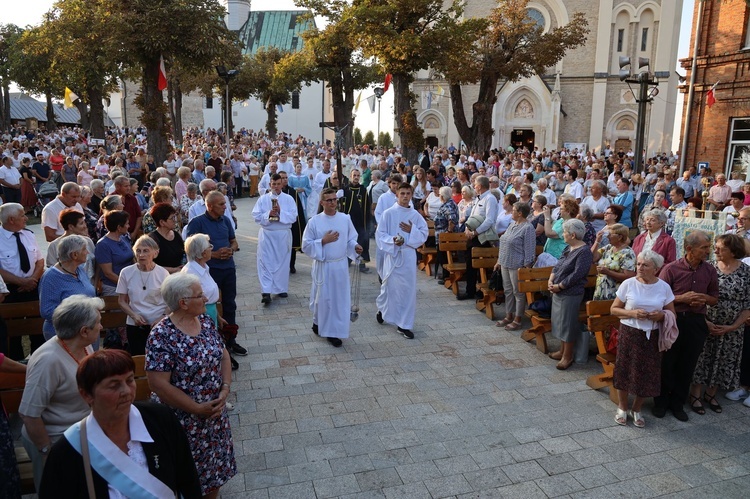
[354,91,362,112]
[436,85,445,96]
[64,87,79,108]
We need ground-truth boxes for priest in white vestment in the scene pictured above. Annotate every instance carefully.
[375,182,429,338]
[302,188,363,347]
[309,160,333,218]
[373,174,411,280]
[252,174,298,305]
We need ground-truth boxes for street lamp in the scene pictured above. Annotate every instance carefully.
[373,87,384,149]
[216,65,239,158]
[619,56,659,175]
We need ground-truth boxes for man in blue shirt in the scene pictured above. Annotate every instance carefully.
[185,191,246,362]
[613,178,634,229]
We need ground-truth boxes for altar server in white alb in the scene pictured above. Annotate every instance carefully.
[302,188,363,347]
[252,174,298,305]
[373,174,411,280]
[376,182,429,339]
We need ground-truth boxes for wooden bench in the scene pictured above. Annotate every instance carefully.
[1,296,128,353]
[438,232,468,295]
[517,264,597,353]
[585,300,619,403]
[472,247,502,320]
[132,354,151,401]
[417,220,437,276]
[0,371,35,495]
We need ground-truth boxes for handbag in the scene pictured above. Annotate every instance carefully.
[488,269,503,291]
[606,324,619,356]
[80,418,97,499]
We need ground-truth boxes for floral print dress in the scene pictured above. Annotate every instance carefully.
[146,314,237,495]
[593,244,636,300]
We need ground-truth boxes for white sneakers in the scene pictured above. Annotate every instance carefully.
[725,388,750,407]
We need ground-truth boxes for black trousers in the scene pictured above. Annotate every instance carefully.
[126,324,150,356]
[234,176,243,198]
[740,326,750,387]
[290,248,297,270]
[464,237,491,296]
[655,312,709,409]
[355,224,370,262]
[2,187,21,204]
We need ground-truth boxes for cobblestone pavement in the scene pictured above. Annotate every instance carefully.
[32,196,750,498]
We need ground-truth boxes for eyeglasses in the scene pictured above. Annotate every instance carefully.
[182,293,205,301]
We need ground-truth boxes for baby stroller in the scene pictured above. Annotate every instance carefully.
[33,173,60,217]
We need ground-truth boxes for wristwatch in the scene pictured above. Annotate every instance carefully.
[39,445,50,455]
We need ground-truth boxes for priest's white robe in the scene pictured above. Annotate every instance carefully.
[252,191,298,293]
[374,190,413,278]
[302,212,359,339]
[307,170,332,219]
[375,204,429,330]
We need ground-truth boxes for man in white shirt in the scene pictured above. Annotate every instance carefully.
[41,182,83,242]
[258,162,279,197]
[534,178,556,208]
[459,175,498,300]
[276,151,294,175]
[564,169,583,202]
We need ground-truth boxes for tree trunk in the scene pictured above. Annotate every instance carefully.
[173,79,183,146]
[167,80,176,136]
[2,83,9,130]
[329,80,354,149]
[449,71,499,157]
[265,102,278,139]
[140,62,170,165]
[45,90,56,130]
[88,87,105,139]
[392,73,421,166]
[75,99,89,131]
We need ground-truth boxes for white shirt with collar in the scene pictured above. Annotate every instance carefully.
[0,227,42,278]
[41,198,84,238]
[470,190,499,235]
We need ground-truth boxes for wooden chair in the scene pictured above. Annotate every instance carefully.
[132,355,151,401]
[472,247,501,320]
[438,232,468,295]
[0,370,35,494]
[517,264,597,353]
[417,220,437,276]
[101,295,129,330]
[0,301,45,353]
[586,300,619,404]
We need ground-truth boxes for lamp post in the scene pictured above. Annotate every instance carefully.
[373,87,384,149]
[618,57,659,176]
[215,65,239,159]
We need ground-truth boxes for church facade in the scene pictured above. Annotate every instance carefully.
[411,0,683,156]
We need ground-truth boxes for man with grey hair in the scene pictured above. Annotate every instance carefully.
[0,203,44,358]
[534,177,557,208]
[459,175,498,300]
[41,182,83,242]
[655,230,719,421]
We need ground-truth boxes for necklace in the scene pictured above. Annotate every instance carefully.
[59,339,84,365]
[138,267,151,290]
[57,263,79,279]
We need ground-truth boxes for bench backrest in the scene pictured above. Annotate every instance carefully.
[132,355,151,401]
[0,371,26,414]
[586,299,619,354]
[471,247,498,269]
[438,232,468,252]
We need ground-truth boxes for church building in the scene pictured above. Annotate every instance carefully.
[411,0,683,156]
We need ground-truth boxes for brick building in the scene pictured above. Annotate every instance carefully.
[679,0,750,178]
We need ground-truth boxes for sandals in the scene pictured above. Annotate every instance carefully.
[630,410,645,428]
[690,394,706,415]
[704,393,723,413]
[505,321,523,331]
[496,317,514,327]
[614,408,628,426]
[548,351,563,361]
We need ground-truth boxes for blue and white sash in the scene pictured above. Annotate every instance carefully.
[64,413,175,499]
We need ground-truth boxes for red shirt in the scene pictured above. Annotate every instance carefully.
[658,257,719,315]
[122,193,142,235]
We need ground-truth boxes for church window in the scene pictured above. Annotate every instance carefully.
[641,28,649,52]
[205,96,213,109]
[526,8,545,31]
[292,91,300,109]
[745,10,750,48]
[617,29,624,52]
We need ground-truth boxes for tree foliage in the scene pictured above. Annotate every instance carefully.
[353,128,363,146]
[362,130,375,147]
[0,24,22,130]
[378,131,393,149]
[435,0,589,154]
[294,0,381,148]
[232,47,308,139]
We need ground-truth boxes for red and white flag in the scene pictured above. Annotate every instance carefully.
[383,74,392,93]
[706,81,719,108]
[157,55,168,91]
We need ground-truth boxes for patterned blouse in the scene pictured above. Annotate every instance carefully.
[497,221,536,269]
[434,199,459,235]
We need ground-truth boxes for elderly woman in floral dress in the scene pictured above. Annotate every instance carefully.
[590,223,636,300]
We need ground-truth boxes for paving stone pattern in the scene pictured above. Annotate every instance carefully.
[32,196,750,498]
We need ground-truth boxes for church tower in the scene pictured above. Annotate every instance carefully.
[222,0,252,32]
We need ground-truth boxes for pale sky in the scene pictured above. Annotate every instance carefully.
[4,0,695,146]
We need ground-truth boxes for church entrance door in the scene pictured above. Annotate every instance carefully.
[425,136,439,149]
[614,138,632,153]
[511,129,535,149]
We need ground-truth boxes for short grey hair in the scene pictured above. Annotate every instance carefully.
[562,218,586,240]
[372,170,382,180]
[461,185,475,197]
[684,229,710,249]
[161,273,201,311]
[156,178,171,187]
[90,179,104,190]
[199,179,216,194]
[579,205,594,222]
[80,186,92,199]
[61,182,80,194]
[184,233,212,262]
[56,234,89,263]
[638,249,665,270]
[438,186,452,202]
[537,178,548,188]
[187,182,198,193]
[643,207,667,225]
[101,194,122,211]
[53,295,104,340]
[0,203,24,225]
[133,234,159,251]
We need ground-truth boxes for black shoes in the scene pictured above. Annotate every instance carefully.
[376,311,384,324]
[261,293,271,304]
[672,406,689,422]
[456,293,475,301]
[278,292,288,298]
[230,356,239,370]
[358,265,370,274]
[652,405,667,418]
[312,323,319,335]
[398,327,414,339]
[327,337,343,347]
[228,340,248,356]
[290,267,296,274]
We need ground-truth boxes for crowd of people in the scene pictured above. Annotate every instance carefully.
[1,124,750,497]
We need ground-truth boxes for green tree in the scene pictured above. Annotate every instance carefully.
[436,0,588,154]
[232,47,308,139]
[295,0,381,148]
[0,24,22,130]
[353,127,363,145]
[379,131,393,149]
[111,0,235,163]
[349,0,478,165]
[363,130,375,147]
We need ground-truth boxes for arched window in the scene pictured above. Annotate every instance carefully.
[638,9,654,55]
[527,8,545,31]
